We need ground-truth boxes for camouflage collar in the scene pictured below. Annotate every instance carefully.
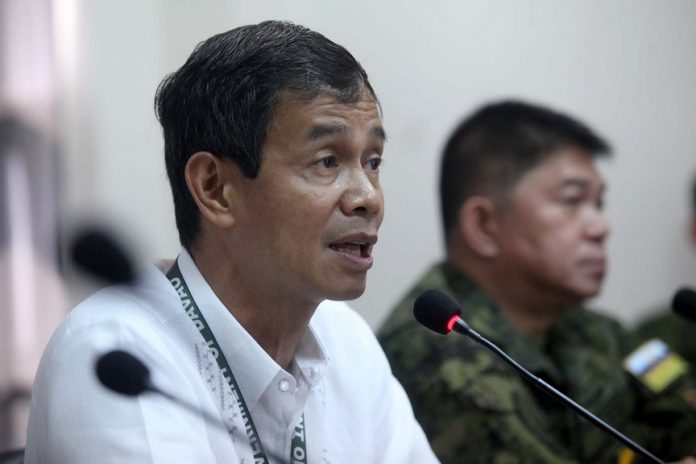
[438,262,567,383]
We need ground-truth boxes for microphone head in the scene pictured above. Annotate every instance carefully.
[96,350,151,396]
[413,289,462,334]
[70,228,135,284]
[672,287,696,322]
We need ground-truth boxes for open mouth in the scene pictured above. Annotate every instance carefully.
[579,257,607,275]
[329,241,373,258]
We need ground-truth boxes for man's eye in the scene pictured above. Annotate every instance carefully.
[561,197,583,207]
[366,158,382,171]
[317,157,338,168]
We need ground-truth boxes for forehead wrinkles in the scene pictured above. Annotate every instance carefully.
[258,97,383,174]
[273,98,382,147]
[280,87,379,118]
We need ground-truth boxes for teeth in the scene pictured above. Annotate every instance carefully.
[330,242,368,257]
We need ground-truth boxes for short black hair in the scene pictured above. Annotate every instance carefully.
[155,21,377,249]
[440,100,611,241]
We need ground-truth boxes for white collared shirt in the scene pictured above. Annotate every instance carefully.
[26,251,438,463]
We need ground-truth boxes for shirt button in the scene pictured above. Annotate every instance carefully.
[278,379,290,392]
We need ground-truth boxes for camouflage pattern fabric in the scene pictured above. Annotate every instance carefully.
[378,263,696,463]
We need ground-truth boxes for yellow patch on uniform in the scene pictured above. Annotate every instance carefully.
[623,339,689,393]
[617,447,635,464]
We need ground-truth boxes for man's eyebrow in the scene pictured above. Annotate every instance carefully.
[371,125,387,142]
[560,178,606,194]
[306,123,348,141]
[306,123,388,142]
[561,178,591,188]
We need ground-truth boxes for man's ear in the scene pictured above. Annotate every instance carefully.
[184,152,236,229]
[457,196,500,258]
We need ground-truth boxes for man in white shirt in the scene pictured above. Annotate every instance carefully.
[26,21,437,463]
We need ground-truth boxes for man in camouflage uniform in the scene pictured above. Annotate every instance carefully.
[378,101,696,463]
[634,175,696,368]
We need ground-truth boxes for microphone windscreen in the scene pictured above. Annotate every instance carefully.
[672,287,696,322]
[413,289,461,334]
[71,228,135,284]
[96,350,151,396]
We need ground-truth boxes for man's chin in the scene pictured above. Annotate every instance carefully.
[571,283,603,301]
[323,281,366,302]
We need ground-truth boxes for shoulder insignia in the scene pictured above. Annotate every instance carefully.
[623,338,689,393]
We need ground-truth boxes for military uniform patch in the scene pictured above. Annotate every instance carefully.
[623,339,689,393]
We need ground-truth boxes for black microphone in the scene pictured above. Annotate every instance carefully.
[96,350,153,396]
[96,350,288,463]
[672,287,696,322]
[70,228,135,284]
[413,289,666,464]
[95,350,226,431]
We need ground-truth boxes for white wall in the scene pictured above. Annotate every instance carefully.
[60,0,696,329]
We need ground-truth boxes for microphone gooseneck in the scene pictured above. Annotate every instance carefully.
[413,289,666,464]
[95,350,232,434]
[672,287,696,322]
[94,349,287,462]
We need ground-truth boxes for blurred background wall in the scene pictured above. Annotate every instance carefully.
[1,0,65,451]
[60,0,696,326]
[2,0,696,450]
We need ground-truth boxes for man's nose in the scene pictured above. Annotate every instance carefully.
[586,207,610,242]
[340,168,383,218]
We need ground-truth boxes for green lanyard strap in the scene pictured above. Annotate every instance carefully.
[167,261,307,463]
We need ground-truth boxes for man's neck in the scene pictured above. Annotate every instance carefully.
[451,259,576,339]
[189,246,316,370]
[488,291,560,339]
[230,305,312,370]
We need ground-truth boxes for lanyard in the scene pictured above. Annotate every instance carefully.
[167,260,308,464]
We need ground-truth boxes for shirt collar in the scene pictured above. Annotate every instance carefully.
[295,323,328,388]
[175,249,327,406]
